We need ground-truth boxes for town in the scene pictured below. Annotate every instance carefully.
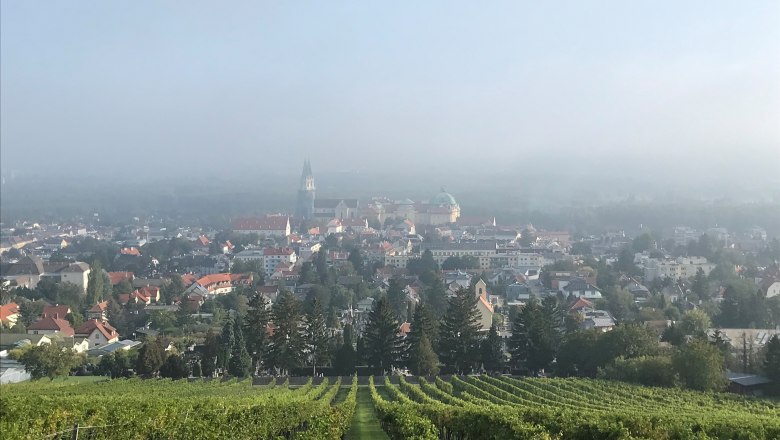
[1,160,779,400]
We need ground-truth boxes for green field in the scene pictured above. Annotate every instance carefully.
[2,376,779,439]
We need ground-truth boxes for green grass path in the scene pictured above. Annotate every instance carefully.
[345,386,390,440]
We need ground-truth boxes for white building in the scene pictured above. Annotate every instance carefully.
[644,257,716,282]
[263,248,297,277]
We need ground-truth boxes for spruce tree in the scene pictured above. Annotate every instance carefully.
[266,290,305,375]
[509,297,558,374]
[333,323,357,375]
[191,361,202,378]
[481,323,504,372]
[228,317,252,377]
[438,287,481,374]
[386,278,407,321]
[406,303,439,369]
[765,335,780,394]
[201,329,219,377]
[218,319,235,372]
[423,277,449,320]
[363,296,403,372]
[303,298,330,375]
[412,334,439,376]
[243,292,271,373]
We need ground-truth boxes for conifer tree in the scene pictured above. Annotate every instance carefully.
[412,333,439,376]
[423,277,449,320]
[136,338,165,377]
[303,298,330,375]
[86,262,105,305]
[386,278,407,321]
[481,323,504,372]
[243,292,271,373]
[218,319,235,372]
[363,296,403,372]
[438,287,481,373]
[406,303,439,368]
[266,290,305,375]
[228,317,252,377]
[333,323,357,375]
[201,329,219,377]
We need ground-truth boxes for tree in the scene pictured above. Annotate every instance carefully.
[243,292,271,373]
[679,309,711,339]
[19,301,45,327]
[411,334,439,376]
[407,250,438,277]
[407,303,439,373]
[333,323,357,375]
[603,287,635,322]
[266,290,305,375]
[348,248,365,276]
[86,262,105,305]
[481,323,504,373]
[160,353,190,379]
[303,298,330,375]
[218,319,235,371]
[201,329,219,377]
[439,288,482,374]
[191,361,202,378]
[228,318,252,377]
[386,279,407,321]
[363,296,403,372]
[691,268,709,301]
[632,233,653,253]
[18,344,81,380]
[136,338,166,377]
[672,340,726,391]
[508,298,558,374]
[422,278,448,320]
[570,242,592,256]
[114,278,133,295]
[98,349,136,378]
[764,335,780,394]
[161,275,186,304]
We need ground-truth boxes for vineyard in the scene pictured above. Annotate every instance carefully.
[2,376,780,439]
[0,377,357,440]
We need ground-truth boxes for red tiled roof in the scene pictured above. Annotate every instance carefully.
[120,247,142,256]
[194,273,253,293]
[181,274,197,285]
[196,235,210,247]
[108,271,134,285]
[232,216,289,231]
[0,302,19,323]
[42,305,71,318]
[398,322,411,335]
[75,319,118,340]
[478,295,494,313]
[88,301,108,313]
[28,316,74,336]
[569,297,594,311]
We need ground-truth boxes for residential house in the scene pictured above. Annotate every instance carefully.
[184,273,253,297]
[562,278,602,299]
[27,314,74,336]
[0,303,20,328]
[356,297,375,312]
[108,271,135,286]
[87,301,108,322]
[75,320,119,348]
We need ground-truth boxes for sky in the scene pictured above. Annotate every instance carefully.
[1,1,779,184]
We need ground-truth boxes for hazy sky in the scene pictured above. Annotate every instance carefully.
[2,1,779,179]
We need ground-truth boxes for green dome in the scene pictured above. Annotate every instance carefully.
[432,191,457,206]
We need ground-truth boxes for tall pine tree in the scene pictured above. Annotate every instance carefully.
[509,297,559,374]
[201,329,219,377]
[228,317,252,377]
[363,296,403,372]
[218,318,235,372]
[423,277,449,320]
[243,292,271,373]
[266,290,305,375]
[438,287,482,374]
[481,323,504,373]
[386,278,407,321]
[333,323,357,375]
[86,262,105,306]
[406,303,439,369]
[303,298,330,375]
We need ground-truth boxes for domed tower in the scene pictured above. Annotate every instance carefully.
[296,159,316,220]
[431,187,461,224]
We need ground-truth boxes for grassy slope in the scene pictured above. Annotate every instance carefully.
[346,387,390,440]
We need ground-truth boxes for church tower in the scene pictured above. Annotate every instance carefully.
[296,159,316,220]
